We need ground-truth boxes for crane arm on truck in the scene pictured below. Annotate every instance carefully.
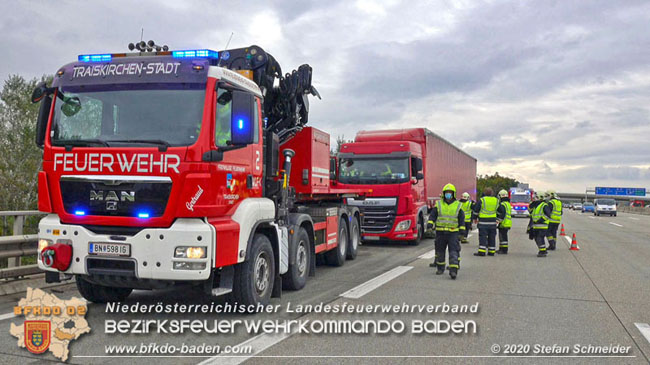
[216,46,320,144]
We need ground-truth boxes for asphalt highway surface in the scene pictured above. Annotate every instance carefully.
[1,209,649,364]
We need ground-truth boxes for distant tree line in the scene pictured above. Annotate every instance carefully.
[476,172,520,197]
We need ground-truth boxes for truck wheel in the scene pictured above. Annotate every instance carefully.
[347,216,360,260]
[282,228,310,290]
[233,234,275,306]
[75,276,132,303]
[409,216,423,246]
[326,217,347,267]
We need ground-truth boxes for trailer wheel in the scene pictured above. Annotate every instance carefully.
[233,234,275,306]
[326,217,347,266]
[75,276,132,303]
[409,215,423,246]
[346,216,359,260]
[282,227,310,290]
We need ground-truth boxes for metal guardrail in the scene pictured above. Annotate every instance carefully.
[0,210,44,280]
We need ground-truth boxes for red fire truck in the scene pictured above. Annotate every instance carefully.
[335,128,476,244]
[509,187,533,217]
[32,42,363,306]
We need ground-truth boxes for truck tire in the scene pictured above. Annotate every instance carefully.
[409,215,423,246]
[326,217,347,267]
[346,216,360,260]
[282,228,310,291]
[233,234,275,306]
[75,276,132,303]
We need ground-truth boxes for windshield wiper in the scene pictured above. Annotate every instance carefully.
[57,139,110,151]
[109,139,170,152]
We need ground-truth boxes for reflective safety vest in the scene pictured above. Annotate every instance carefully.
[435,200,462,232]
[531,202,550,229]
[460,200,472,223]
[549,198,562,223]
[500,201,512,228]
[479,196,498,219]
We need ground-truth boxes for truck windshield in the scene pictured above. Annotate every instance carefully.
[51,84,205,147]
[511,194,531,203]
[338,158,409,184]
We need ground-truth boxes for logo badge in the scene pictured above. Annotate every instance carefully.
[24,321,51,354]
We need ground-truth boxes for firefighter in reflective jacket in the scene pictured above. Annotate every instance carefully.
[497,189,512,254]
[459,192,473,244]
[472,187,505,256]
[528,192,551,257]
[545,190,562,250]
[427,183,464,279]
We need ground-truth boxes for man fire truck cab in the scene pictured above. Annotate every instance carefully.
[32,41,362,306]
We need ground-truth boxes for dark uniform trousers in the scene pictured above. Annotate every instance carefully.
[534,229,547,250]
[498,227,509,250]
[546,222,559,248]
[478,223,497,254]
[434,231,460,269]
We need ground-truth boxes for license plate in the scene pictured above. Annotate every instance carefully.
[363,236,380,241]
[89,242,131,256]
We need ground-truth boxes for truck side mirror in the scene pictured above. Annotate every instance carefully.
[31,81,50,103]
[230,90,255,146]
[35,94,52,148]
[416,172,424,180]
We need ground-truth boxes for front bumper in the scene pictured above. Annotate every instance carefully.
[37,214,214,282]
[511,209,529,217]
[362,215,418,241]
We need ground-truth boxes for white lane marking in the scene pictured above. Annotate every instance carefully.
[588,216,596,219]
[629,217,639,221]
[197,332,293,365]
[564,236,572,244]
[418,250,436,260]
[609,222,623,227]
[340,266,413,299]
[0,312,16,321]
[634,323,650,345]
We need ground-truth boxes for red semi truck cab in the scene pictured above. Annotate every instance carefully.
[336,128,476,244]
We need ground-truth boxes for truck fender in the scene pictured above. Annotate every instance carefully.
[231,198,276,263]
[416,206,428,222]
[287,213,316,277]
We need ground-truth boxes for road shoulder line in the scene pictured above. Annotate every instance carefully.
[340,266,413,299]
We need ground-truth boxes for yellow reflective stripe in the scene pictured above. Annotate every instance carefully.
[448,264,459,269]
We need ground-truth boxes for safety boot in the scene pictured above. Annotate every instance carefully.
[473,251,486,257]
[436,265,445,275]
[548,243,556,251]
[537,250,547,257]
[449,268,457,280]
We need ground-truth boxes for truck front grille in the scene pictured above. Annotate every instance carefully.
[361,206,396,234]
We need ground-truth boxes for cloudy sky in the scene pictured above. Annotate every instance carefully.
[1,0,649,193]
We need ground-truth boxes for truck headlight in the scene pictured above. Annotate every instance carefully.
[174,246,206,259]
[38,239,52,253]
[395,220,411,232]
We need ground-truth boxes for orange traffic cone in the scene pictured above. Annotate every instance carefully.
[570,233,579,251]
[560,224,566,236]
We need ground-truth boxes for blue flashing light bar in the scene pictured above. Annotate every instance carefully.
[78,54,112,62]
[238,119,244,129]
[137,212,150,219]
[74,210,86,216]
[172,49,218,59]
